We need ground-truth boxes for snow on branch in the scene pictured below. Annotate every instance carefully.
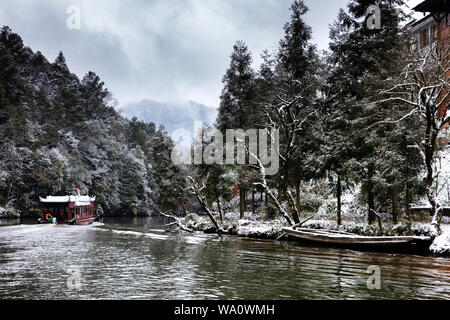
[239,135,293,226]
[187,176,228,234]
[159,211,193,233]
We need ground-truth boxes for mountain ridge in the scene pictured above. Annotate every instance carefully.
[0,26,185,218]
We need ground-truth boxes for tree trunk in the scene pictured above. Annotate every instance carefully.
[368,189,375,224]
[245,190,248,211]
[295,181,301,217]
[287,188,300,224]
[337,175,342,226]
[215,191,223,223]
[252,188,255,215]
[264,190,273,218]
[405,182,412,234]
[239,188,245,219]
[255,182,293,226]
[188,176,226,234]
[367,166,376,224]
[391,190,398,224]
[423,102,443,237]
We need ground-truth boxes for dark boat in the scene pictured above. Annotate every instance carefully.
[38,190,97,225]
[282,227,432,253]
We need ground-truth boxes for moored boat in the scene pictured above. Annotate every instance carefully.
[38,189,96,225]
[282,227,432,253]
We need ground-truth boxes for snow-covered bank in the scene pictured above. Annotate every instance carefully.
[180,212,450,256]
[182,212,286,239]
[0,206,21,219]
[430,225,450,256]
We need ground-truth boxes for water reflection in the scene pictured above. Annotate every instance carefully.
[0,217,449,299]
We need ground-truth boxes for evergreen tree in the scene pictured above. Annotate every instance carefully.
[261,0,320,220]
[0,26,25,108]
[325,0,407,224]
[215,41,256,218]
[151,125,187,213]
[54,51,69,72]
[216,41,255,131]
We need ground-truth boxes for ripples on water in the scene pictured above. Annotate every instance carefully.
[0,217,449,300]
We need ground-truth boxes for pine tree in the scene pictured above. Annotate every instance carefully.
[216,40,256,218]
[216,41,255,131]
[0,26,25,108]
[325,0,407,224]
[260,0,320,220]
[54,51,69,72]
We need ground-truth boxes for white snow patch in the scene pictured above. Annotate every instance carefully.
[430,224,450,254]
[236,219,284,238]
[436,145,450,204]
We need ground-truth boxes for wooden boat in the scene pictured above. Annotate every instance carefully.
[282,227,432,253]
[38,189,97,225]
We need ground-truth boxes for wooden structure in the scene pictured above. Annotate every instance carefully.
[282,227,432,253]
[407,0,450,142]
[39,191,96,225]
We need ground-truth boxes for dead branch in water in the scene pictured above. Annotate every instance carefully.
[187,176,228,234]
[159,211,193,233]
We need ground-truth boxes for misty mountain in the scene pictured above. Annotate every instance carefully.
[119,100,217,136]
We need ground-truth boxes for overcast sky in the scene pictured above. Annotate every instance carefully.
[0,0,423,111]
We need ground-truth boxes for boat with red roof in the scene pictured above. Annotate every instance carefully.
[38,189,97,225]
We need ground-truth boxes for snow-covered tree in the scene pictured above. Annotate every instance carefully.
[151,125,187,213]
[268,0,320,222]
[216,40,255,131]
[376,39,449,236]
[324,0,407,224]
[216,40,256,218]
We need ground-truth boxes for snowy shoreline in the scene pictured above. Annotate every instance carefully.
[181,212,450,257]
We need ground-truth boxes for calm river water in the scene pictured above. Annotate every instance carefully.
[0,217,449,300]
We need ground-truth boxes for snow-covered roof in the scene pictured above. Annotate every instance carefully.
[40,195,95,206]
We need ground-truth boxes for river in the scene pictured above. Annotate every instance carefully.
[0,217,449,300]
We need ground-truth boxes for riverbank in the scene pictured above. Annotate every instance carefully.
[180,212,450,256]
[0,205,21,219]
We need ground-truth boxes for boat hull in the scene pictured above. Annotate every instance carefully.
[282,227,432,253]
[73,216,96,225]
[38,216,97,226]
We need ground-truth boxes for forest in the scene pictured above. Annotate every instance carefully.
[0,0,449,243]
[181,0,449,240]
